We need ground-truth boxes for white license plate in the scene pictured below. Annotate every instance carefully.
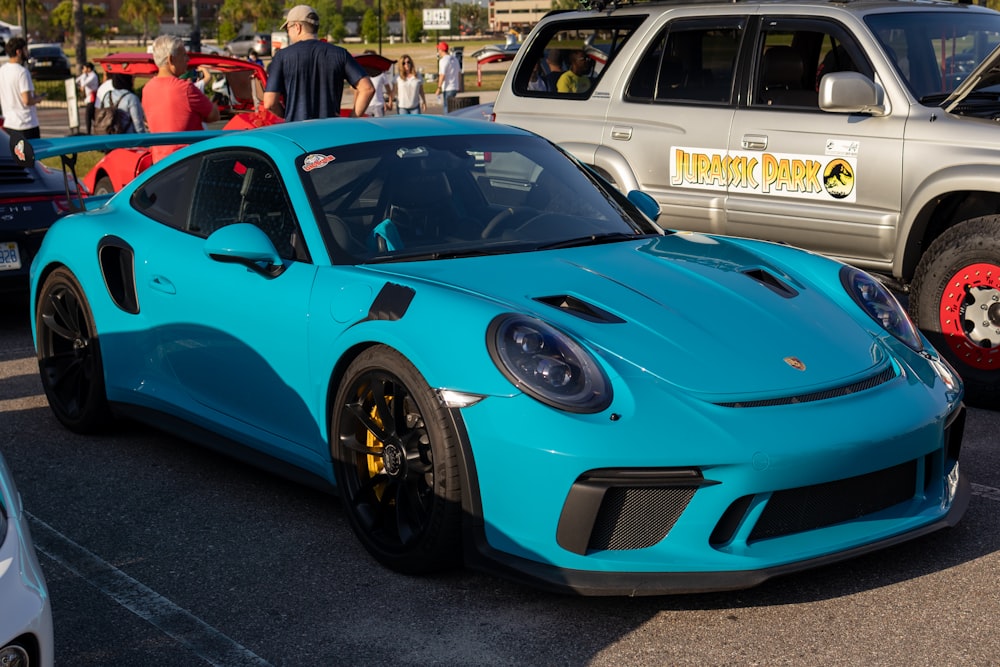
[0,242,22,271]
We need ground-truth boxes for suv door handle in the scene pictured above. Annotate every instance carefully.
[741,134,768,151]
[610,126,633,141]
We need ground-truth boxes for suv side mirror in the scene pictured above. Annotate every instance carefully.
[818,72,887,116]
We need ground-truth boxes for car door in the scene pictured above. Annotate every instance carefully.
[604,14,745,234]
[130,149,325,461]
[724,16,905,266]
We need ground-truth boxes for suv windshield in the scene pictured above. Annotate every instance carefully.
[299,134,658,263]
[866,11,1000,100]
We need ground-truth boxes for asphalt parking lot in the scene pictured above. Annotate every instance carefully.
[1,291,998,666]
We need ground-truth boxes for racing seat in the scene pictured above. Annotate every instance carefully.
[384,170,457,245]
[760,45,818,108]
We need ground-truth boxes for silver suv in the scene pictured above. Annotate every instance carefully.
[492,0,1000,407]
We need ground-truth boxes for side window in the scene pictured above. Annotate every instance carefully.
[131,157,199,229]
[754,19,870,109]
[188,151,308,262]
[626,18,744,104]
[511,16,645,98]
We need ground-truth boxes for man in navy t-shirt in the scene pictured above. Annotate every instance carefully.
[264,4,375,121]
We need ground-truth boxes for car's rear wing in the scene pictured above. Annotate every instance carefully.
[9,130,227,212]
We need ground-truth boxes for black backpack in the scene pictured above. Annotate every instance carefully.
[93,92,127,135]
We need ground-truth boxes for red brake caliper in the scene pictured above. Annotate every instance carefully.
[938,262,1000,370]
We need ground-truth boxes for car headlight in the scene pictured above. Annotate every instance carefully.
[487,315,612,413]
[841,266,923,352]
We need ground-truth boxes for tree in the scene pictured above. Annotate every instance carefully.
[405,8,423,44]
[118,0,165,45]
[360,7,384,45]
[328,12,346,43]
[218,0,281,43]
[49,0,104,63]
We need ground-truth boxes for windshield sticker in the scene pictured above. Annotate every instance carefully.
[302,154,336,172]
[670,147,857,202]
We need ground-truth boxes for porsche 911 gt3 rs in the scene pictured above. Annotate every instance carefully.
[27,117,968,595]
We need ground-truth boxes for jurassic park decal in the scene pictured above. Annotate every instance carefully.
[670,146,856,203]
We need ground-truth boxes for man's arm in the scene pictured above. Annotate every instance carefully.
[263,91,284,119]
[19,90,42,106]
[205,103,221,124]
[352,76,375,117]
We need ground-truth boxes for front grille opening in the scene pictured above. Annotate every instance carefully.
[710,494,755,547]
[588,487,695,551]
[717,366,897,408]
[749,459,917,542]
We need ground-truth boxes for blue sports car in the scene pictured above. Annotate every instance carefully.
[27,118,968,595]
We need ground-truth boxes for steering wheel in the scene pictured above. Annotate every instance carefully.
[481,207,530,239]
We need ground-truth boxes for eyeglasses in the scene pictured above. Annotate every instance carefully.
[402,60,412,65]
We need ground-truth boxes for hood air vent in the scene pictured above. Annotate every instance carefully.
[743,268,798,298]
[535,295,625,324]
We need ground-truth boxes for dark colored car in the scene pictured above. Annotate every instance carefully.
[224,33,271,57]
[26,43,72,81]
[0,131,76,292]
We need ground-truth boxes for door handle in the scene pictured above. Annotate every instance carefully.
[149,275,176,295]
[610,126,633,141]
[741,134,767,151]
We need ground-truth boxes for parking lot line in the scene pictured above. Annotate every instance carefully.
[27,513,273,667]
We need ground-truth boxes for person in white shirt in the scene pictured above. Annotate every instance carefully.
[393,54,426,114]
[435,41,461,114]
[364,60,393,117]
[76,61,99,134]
[0,37,43,143]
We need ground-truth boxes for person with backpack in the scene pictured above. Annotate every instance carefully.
[99,73,146,134]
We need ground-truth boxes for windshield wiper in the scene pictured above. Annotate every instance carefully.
[536,232,646,251]
[364,246,518,263]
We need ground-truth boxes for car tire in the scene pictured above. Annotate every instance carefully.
[94,176,114,196]
[35,267,112,433]
[910,215,1000,408]
[331,345,463,574]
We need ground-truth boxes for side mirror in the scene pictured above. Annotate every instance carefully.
[818,72,887,116]
[627,190,661,222]
[204,222,284,277]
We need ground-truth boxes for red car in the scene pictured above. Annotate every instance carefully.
[82,51,393,195]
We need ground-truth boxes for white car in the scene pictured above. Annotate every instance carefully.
[0,452,53,667]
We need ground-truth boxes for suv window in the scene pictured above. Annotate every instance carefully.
[626,18,743,104]
[865,11,1000,100]
[750,18,871,110]
[511,16,644,97]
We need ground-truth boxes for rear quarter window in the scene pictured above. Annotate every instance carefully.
[511,16,645,99]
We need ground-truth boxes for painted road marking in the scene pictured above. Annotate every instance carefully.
[27,513,273,667]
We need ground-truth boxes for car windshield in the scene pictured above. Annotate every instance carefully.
[298,133,660,263]
[31,47,62,58]
[866,11,1000,101]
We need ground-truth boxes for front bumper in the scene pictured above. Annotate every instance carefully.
[457,366,967,595]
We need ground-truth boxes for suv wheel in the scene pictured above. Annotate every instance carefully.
[911,216,1000,408]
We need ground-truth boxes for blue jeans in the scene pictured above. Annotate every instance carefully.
[399,106,421,114]
[441,90,457,114]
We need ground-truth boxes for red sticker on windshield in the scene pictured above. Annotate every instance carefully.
[302,154,336,172]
